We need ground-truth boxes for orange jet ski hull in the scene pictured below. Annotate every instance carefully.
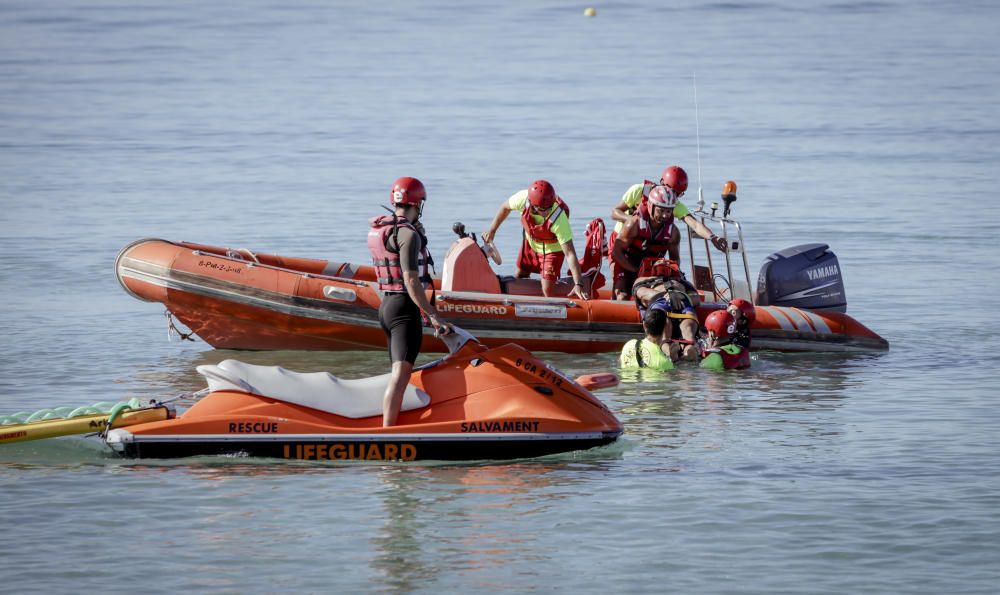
[106,341,624,460]
[116,238,889,353]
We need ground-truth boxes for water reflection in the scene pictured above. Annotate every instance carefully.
[369,459,621,590]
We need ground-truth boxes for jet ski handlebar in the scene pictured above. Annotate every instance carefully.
[438,324,479,354]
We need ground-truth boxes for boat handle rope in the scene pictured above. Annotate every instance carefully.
[165,310,196,342]
[97,388,209,451]
[100,401,135,439]
[150,388,209,408]
[191,250,371,286]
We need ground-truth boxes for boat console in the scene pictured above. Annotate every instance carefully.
[441,223,606,298]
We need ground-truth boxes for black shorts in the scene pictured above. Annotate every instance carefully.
[378,292,424,364]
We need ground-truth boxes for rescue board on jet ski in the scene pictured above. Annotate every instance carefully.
[115,238,890,353]
[1,407,172,444]
[105,329,624,460]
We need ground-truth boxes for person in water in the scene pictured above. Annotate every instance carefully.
[726,298,756,350]
[619,308,674,371]
[368,177,452,426]
[631,258,701,361]
[482,179,588,299]
[609,165,727,300]
[699,310,751,370]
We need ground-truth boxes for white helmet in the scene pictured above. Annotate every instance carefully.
[648,185,678,208]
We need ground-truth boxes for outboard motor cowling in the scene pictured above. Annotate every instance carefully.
[756,243,847,312]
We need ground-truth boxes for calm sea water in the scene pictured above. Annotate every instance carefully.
[2,0,999,592]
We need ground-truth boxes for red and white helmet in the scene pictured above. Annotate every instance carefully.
[390,177,426,206]
[527,179,557,209]
[704,310,736,339]
[660,165,688,195]
[727,298,756,324]
[648,185,678,209]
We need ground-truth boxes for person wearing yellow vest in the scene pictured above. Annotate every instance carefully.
[482,180,588,299]
[619,308,674,371]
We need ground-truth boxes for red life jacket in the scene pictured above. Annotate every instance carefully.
[625,181,675,260]
[637,258,681,279]
[520,196,570,244]
[627,214,674,260]
[699,343,750,370]
[367,215,432,292]
[578,217,606,275]
[717,344,751,369]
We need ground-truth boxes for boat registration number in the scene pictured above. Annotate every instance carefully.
[515,358,564,388]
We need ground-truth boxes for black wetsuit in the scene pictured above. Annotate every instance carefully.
[732,323,752,350]
[378,226,425,364]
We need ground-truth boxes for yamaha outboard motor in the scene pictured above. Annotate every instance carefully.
[755,243,847,312]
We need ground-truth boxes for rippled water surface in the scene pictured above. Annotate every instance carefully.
[2,0,999,592]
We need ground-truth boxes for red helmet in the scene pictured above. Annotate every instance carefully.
[660,166,688,195]
[704,310,736,339]
[390,177,426,206]
[728,298,756,324]
[527,179,557,209]
[647,185,678,209]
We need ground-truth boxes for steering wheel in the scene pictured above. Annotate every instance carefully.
[482,240,502,265]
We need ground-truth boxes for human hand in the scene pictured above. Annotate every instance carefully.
[710,235,728,252]
[431,316,453,336]
[570,283,589,300]
[481,229,495,244]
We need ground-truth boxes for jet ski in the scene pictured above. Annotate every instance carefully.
[105,328,623,460]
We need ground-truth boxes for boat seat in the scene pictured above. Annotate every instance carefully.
[196,359,431,419]
[502,268,605,297]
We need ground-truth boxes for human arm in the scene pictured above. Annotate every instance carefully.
[560,239,588,299]
[396,228,451,335]
[682,214,727,251]
[610,199,633,223]
[483,192,525,244]
[402,269,451,335]
[611,184,644,224]
[481,203,511,244]
[610,218,640,272]
[668,224,681,262]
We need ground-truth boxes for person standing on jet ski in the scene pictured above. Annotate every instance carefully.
[609,165,727,300]
[368,176,453,427]
[619,308,674,371]
[631,258,702,362]
[699,310,751,370]
[482,179,588,299]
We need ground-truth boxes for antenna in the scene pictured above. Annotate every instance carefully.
[693,72,704,212]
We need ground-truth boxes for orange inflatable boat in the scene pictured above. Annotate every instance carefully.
[116,208,889,353]
[105,328,624,460]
